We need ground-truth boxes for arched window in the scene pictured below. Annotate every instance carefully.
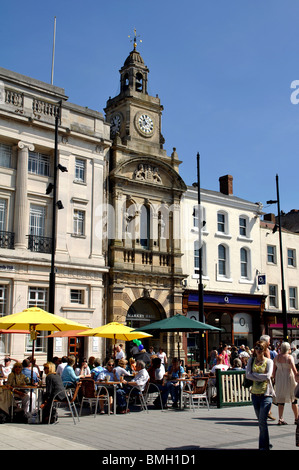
[135,72,143,92]
[140,204,150,249]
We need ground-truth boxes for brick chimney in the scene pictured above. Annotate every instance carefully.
[219,175,233,195]
[263,213,276,223]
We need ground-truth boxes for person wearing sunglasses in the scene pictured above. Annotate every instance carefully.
[245,340,275,450]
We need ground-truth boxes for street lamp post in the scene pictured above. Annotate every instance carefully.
[197,152,205,371]
[47,107,67,361]
[267,174,288,342]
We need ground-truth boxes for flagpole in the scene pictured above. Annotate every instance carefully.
[51,17,56,85]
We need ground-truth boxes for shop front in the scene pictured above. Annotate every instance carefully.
[182,290,266,364]
[265,312,299,347]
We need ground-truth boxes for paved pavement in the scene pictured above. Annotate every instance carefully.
[0,401,298,455]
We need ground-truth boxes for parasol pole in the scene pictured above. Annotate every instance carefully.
[29,324,37,412]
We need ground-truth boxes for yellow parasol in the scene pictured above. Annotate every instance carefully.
[0,306,90,407]
[78,321,152,357]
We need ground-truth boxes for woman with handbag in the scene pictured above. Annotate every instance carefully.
[246,340,275,450]
[272,342,299,425]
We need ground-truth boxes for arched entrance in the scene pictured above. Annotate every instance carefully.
[126,298,165,356]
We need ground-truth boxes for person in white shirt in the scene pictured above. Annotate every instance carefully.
[56,357,68,376]
[116,360,149,413]
[115,344,125,364]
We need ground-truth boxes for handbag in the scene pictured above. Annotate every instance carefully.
[243,358,253,389]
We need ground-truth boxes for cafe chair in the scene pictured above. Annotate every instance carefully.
[79,379,110,417]
[145,382,164,411]
[183,377,209,410]
[48,381,81,425]
[126,381,149,413]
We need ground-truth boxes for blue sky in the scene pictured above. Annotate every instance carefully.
[1,1,299,214]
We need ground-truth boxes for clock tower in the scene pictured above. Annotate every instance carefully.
[104,35,187,357]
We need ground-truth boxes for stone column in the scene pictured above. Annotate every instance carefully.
[14,141,34,249]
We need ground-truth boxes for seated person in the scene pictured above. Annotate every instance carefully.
[161,357,186,408]
[75,357,91,377]
[113,359,131,381]
[210,355,229,375]
[0,357,17,379]
[148,357,165,385]
[21,359,39,385]
[40,362,65,423]
[116,360,149,413]
[230,358,242,370]
[0,362,37,418]
[128,358,137,374]
[56,356,68,376]
[61,356,82,387]
[96,359,116,414]
[91,358,105,381]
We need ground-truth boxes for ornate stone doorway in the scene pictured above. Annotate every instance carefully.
[126,298,165,355]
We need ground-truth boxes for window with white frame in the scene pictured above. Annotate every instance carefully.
[0,143,12,168]
[269,284,278,308]
[194,240,200,275]
[240,247,249,278]
[75,158,86,183]
[267,245,276,264]
[289,287,297,309]
[218,244,227,276]
[28,151,50,176]
[70,289,84,304]
[193,205,198,228]
[0,285,8,354]
[239,217,247,237]
[29,205,46,236]
[288,249,296,267]
[0,199,7,231]
[0,285,7,317]
[26,287,48,353]
[73,209,85,236]
[217,212,226,233]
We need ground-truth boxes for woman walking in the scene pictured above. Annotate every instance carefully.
[246,340,275,450]
[272,342,299,425]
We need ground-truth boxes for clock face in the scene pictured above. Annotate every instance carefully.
[137,114,154,135]
[110,114,121,135]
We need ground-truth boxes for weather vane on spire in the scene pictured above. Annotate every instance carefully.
[128,28,142,50]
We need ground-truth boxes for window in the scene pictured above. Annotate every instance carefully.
[0,285,7,317]
[269,285,278,308]
[194,240,200,275]
[26,287,47,353]
[75,158,86,183]
[289,287,297,309]
[0,199,7,231]
[217,213,226,233]
[240,248,248,278]
[0,143,12,168]
[73,210,85,236]
[193,206,199,228]
[267,245,276,264]
[239,217,247,237]
[29,205,45,237]
[218,244,227,276]
[28,151,50,176]
[140,205,150,249]
[70,289,84,304]
[288,249,296,267]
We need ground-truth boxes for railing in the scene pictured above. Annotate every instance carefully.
[215,369,252,408]
[0,231,15,249]
[27,235,52,254]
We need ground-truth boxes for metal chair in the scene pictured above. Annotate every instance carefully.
[126,380,149,413]
[183,377,209,410]
[48,381,81,425]
[145,382,164,411]
[79,379,110,417]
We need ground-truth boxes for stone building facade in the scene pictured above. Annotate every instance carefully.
[0,67,111,363]
[104,43,187,357]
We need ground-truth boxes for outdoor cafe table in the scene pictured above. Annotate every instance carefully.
[96,381,121,415]
[0,383,46,421]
